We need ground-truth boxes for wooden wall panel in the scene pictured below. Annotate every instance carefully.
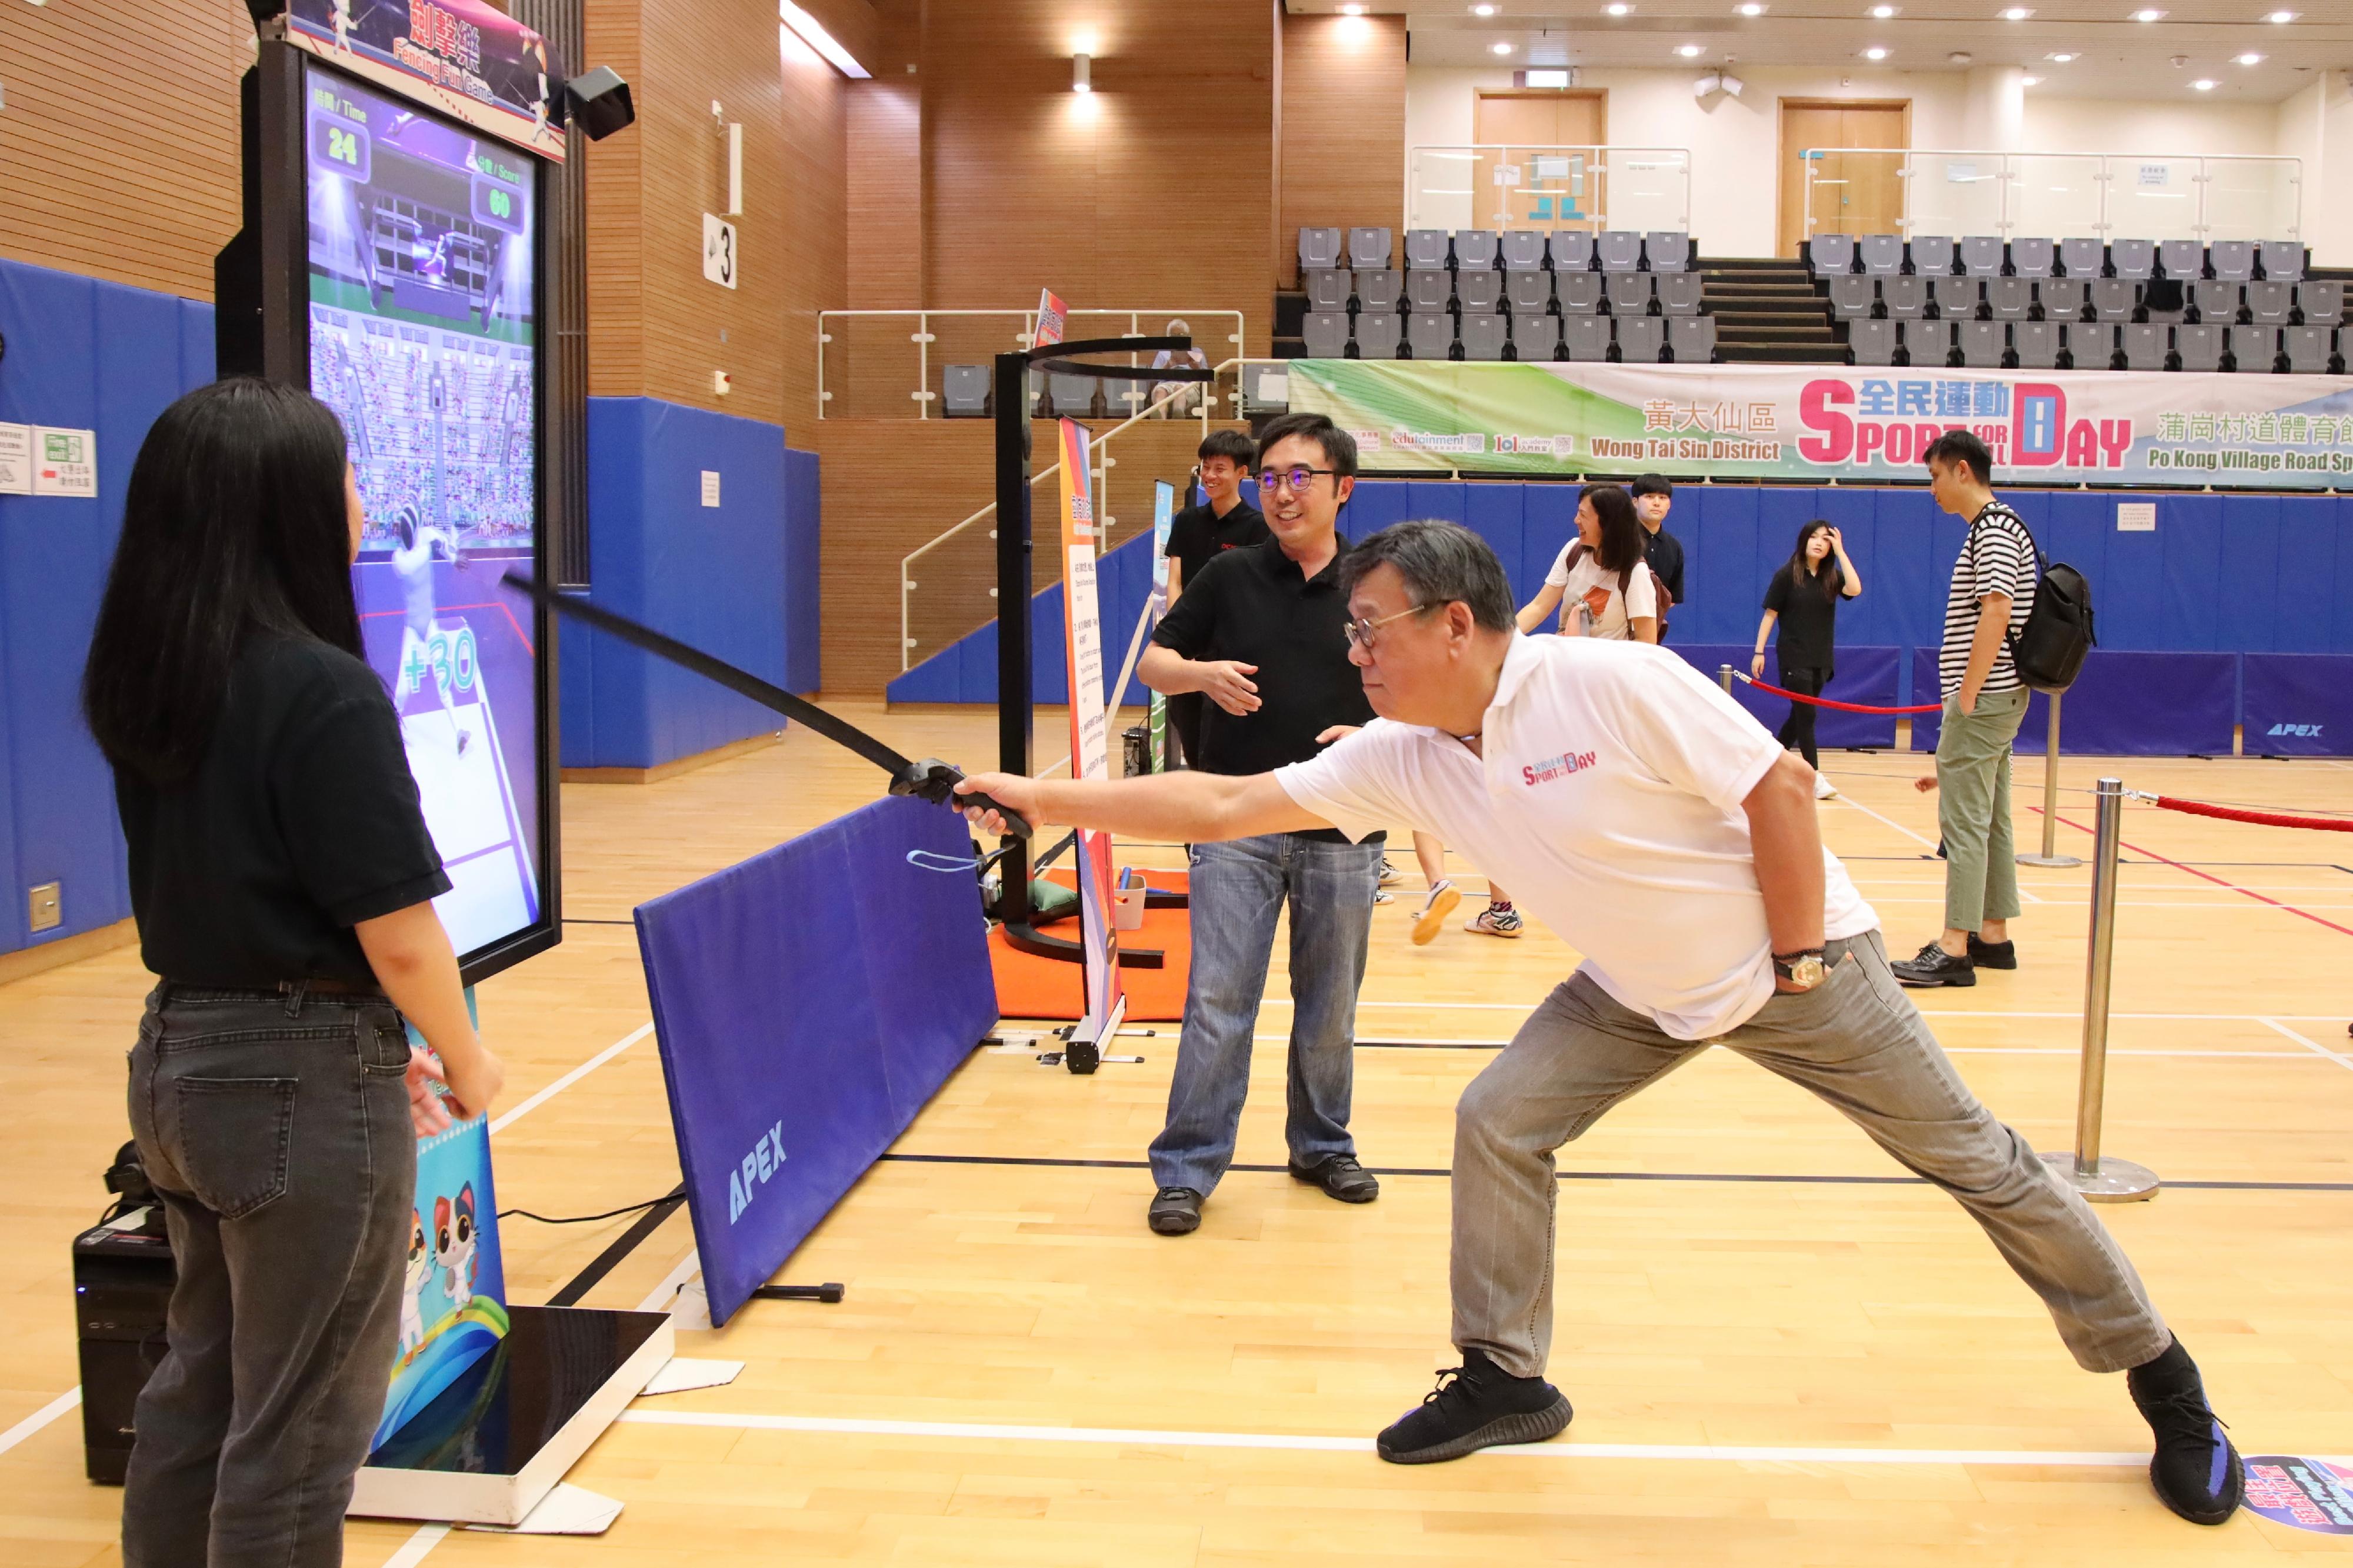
[1277,12,1405,285]
[582,0,646,398]
[0,2,253,301]
[845,82,922,311]
[779,29,849,434]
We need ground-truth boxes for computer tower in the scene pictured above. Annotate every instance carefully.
[73,1216,175,1484]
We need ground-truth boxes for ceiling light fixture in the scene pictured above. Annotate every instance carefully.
[1493,39,1515,53]
[1868,4,1896,16]
[1677,43,1704,56]
[1863,45,1889,58]
[1738,2,1765,14]
[2191,77,2216,89]
[2130,8,2165,20]
[778,1,872,77]
[1999,5,2032,15]
[1072,51,1091,91]
[2047,51,2076,62]
[1339,2,1365,12]
[1472,2,1497,12]
[2235,51,2264,64]
[2264,8,2298,19]
[1605,2,1632,14]
[2022,74,2040,84]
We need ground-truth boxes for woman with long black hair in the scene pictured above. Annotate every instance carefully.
[85,378,504,1567]
[1515,483,1661,644]
[1751,519,1863,799]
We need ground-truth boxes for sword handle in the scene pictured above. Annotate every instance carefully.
[890,759,1034,840]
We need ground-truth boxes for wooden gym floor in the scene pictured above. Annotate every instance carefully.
[5,703,2352,1565]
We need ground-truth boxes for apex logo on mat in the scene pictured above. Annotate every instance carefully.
[2267,722,2324,738]
[727,1120,789,1223]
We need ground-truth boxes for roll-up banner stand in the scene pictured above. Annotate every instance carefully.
[1055,418,1126,1049]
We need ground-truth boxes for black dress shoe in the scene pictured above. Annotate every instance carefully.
[1289,1153,1380,1203]
[1890,940,1977,987]
[1967,933,2018,969]
[1148,1186,1202,1235]
[2129,1337,2244,1526]
[1377,1349,1573,1464]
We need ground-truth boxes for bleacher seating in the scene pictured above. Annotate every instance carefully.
[1909,236,1957,276]
[1552,232,1597,272]
[2120,322,2168,370]
[1458,269,1504,313]
[2209,240,2254,283]
[1985,277,2032,322]
[1298,226,1342,276]
[941,363,989,418]
[1304,269,1349,311]
[1597,231,1644,273]
[1925,276,1977,319]
[2111,238,2156,281]
[1881,275,1926,320]
[1355,311,1401,359]
[1605,272,1654,316]
[2013,319,2062,368]
[2284,323,2341,373]
[1406,269,1451,313]
[1907,319,1957,366]
[2039,276,2087,320]
[2249,279,2295,326]
[1806,234,1854,275]
[1959,236,2004,277]
[1828,276,1874,319]
[1849,318,1898,365]
[2158,238,2203,280]
[2260,239,2305,281]
[2229,325,2279,371]
[1454,229,1500,270]
[1047,372,1100,418]
[1512,313,1562,359]
[1614,315,1665,362]
[1668,315,1718,362]
[1957,320,2005,368]
[1500,231,1548,272]
[1405,313,1454,359]
[2177,322,2225,372]
[1302,311,1349,360]
[1505,271,1552,315]
[2298,281,2342,324]
[1646,232,1692,272]
[1348,227,1393,271]
[1658,272,1705,315]
[2010,238,2055,278]
[1357,268,1402,313]
[1859,233,1904,275]
[1563,314,1611,361]
[2076,322,2121,368]
[2090,278,2137,322]
[1558,272,1604,314]
[1404,229,1451,270]
[1459,312,1509,361]
[2191,279,2241,324]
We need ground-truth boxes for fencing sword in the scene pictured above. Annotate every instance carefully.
[501,571,1031,838]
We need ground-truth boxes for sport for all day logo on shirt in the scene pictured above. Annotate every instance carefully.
[1522,749,1598,786]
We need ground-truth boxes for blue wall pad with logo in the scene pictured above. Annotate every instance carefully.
[0,259,216,958]
[2241,653,2353,757]
[633,795,995,1326]
[1911,648,2239,757]
[561,397,822,769]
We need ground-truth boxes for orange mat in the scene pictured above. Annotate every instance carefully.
[989,865,1191,1021]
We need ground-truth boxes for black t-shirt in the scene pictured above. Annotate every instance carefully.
[1641,525,1686,608]
[115,635,451,987]
[1164,496,1269,592]
[1763,562,1845,676]
[1151,538,1379,844]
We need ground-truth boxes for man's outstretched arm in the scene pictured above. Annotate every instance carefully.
[953,768,1332,845]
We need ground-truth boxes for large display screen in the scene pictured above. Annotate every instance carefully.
[302,61,546,965]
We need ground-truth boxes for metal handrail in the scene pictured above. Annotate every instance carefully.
[1407,143,1694,235]
[1799,147,2302,242]
[817,308,1246,422]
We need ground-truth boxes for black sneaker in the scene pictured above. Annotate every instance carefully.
[1148,1187,1202,1236]
[1376,1349,1572,1464]
[2128,1338,2244,1526]
[1289,1153,1379,1203]
[1890,940,1977,987]
[1967,934,2018,969]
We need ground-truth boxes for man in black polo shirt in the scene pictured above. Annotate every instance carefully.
[1632,473,1685,641]
[1136,412,1382,1236]
[1162,429,1268,767]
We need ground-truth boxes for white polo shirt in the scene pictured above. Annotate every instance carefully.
[1275,634,1878,1040]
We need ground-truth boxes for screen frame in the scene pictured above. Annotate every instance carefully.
[259,39,563,987]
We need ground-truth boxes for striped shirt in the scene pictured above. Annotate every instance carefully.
[1939,502,2038,699]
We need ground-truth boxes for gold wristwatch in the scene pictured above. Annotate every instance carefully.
[1774,949,1828,989]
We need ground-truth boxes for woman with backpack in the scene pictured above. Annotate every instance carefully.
[1515,483,1661,644]
[1752,519,1863,800]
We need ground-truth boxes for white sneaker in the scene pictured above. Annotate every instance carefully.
[1814,771,1837,799]
[1465,903,1524,939]
[1411,879,1461,946]
[1377,858,1404,887]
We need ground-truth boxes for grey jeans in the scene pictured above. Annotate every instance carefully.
[122,983,416,1568]
[1451,932,2171,1380]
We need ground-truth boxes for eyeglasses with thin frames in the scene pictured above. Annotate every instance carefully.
[1342,602,1433,652]
[1258,466,1338,495]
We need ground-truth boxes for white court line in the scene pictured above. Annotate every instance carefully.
[618,1407,2304,1472]
[381,1524,451,1568]
[1253,999,2352,1021]
[488,1022,654,1136]
[0,1387,79,1456]
[1239,1035,2324,1060]
[2261,1017,2353,1077]
[1828,792,2049,905]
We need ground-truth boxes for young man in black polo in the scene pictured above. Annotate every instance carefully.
[1162,429,1267,768]
[1134,412,1382,1237]
[1631,473,1685,641]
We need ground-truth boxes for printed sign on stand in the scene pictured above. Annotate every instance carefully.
[1055,418,1125,1047]
[33,427,97,498]
[1035,288,1067,349]
[0,423,30,494]
[1148,479,1176,770]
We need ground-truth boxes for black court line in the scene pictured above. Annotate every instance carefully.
[565,917,636,926]
[874,1151,2353,1193]
[545,1182,689,1307]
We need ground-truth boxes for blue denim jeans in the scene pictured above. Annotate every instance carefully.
[1149,833,1381,1196]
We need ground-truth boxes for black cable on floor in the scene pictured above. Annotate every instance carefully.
[500,1195,675,1225]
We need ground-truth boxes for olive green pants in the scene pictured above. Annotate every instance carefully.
[1936,685,2031,933]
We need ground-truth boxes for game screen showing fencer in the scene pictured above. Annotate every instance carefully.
[302,61,545,963]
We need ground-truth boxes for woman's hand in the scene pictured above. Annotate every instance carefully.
[405,1049,454,1137]
[440,1046,507,1122]
[1750,653,1766,679]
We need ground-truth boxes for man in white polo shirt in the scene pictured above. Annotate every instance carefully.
[951,519,2242,1527]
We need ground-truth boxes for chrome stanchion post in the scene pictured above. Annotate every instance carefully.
[2017,692,2082,869]
[2040,776,2158,1202]
[1718,663,1734,696]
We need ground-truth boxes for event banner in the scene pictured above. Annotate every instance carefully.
[1056,420,1126,1044]
[285,0,566,162]
[1287,361,2353,489]
[1148,479,1175,771]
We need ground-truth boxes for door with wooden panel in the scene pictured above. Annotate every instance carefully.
[1473,91,1607,232]
[1778,101,1908,256]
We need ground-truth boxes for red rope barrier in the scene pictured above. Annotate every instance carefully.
[1731,670,1942,715]
[2144,795,2353,835]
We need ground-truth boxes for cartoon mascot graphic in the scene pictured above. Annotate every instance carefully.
[399,1208,429,1359]
[435,1183,480,1310]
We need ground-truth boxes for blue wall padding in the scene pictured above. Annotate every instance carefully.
[0,259,216,956]
[563,398,821,769]
[1670,644,1904,749]
[1911,649,2239,757]
[2241,653,2353,756]
[634,795,995,1326]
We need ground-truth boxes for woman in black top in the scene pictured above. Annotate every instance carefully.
[84,379,505,1567]
[1751,520,1862,794]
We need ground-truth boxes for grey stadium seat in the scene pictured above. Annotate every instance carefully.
[2191,280,2243,325]
[1355,268,1402,313]
[1905,319,1957,366]
[2175,322,2225,372]
[1563,314,1612,362]
[1606,273,1655,316]
[1406,269,1452,313]
[1909,235,1957,276]
[1459,312,1509,362]
[1848,318,1899,365]
[1405,313,1457,360]
[2012,319,2063,369]
[1558,272,1604,315]
[2258,239,2305,282]
[2228,325,2280,372]
[1347,226,1394,271]
[1048,372,1100,417]
[1808,233,1856,275]
[1353,311,1401,360]
[2120,323,2168,370]
[2284,324,2339,373]
[1959,236,2005,278]
[1454,229,1501,271]
[1303,269,1351,312]
[1026,368,1048,416]
[2208,241,2254,284]
[1505,271,1554,315]
[1298,227,1342,275]
[1301,312,1350,360]
[1958,321,2007,368]
[1512,313,1562,360]
[1457,269,1505,313]
[1597,231,1644,273]
[2089,278,2138,322]
[1859,233,1905,275]
[1403,229,1452,271]
[2009,238,2055,278]
[1500,231,1549,272]
[1881,275,1927,320]
[1985,276,2033,322]
[2074,322,2122,369]
[2247,279,2294,326]
[1551,232,1597,272]
[2111,239,2156,281]
[1928,277,1981,320]
[2058,238,2105,277]
[1828,276,1875,320]
[941,363,989,418]
[2158,239,2204,280]
[1614,315,1666,362]
[2038,277,2088,321]
[1669,315,1718,362]
[1657,272,1705,316]
[1645,231,1692,272]
[2296,281,2344,325]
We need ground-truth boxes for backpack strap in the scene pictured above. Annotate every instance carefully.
[1967,503,2047,663]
